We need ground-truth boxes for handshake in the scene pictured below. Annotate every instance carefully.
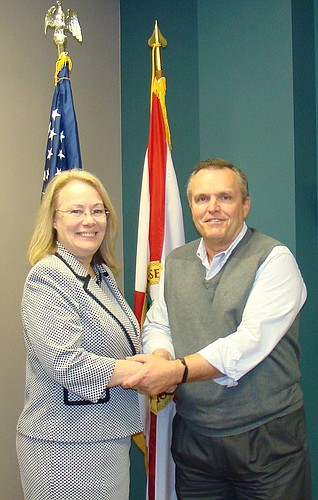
[117,350,222,396]
[120,350,182,396]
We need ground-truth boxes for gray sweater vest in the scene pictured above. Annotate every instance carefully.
[164,228,303,435]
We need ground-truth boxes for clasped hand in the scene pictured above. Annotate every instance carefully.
[121,354,178,396]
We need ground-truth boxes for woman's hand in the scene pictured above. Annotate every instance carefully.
[107,359,146,388]
[121,354,184,396]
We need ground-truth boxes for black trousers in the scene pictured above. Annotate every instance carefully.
[171,407,311,500]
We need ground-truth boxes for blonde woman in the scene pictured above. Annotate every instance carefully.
[17,169,143,500]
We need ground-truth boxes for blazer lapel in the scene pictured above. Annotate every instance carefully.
[93,266,140,336]
[54,245,140,350]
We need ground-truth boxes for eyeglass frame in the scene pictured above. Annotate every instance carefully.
[55,207,110,220]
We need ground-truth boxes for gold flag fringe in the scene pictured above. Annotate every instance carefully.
[54,52,72,85]
[151,392,174,414]
[133,431,149,470]
[132,38,174,466]
[148,45,173,416]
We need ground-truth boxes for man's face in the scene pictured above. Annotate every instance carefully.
[190,168,250,254]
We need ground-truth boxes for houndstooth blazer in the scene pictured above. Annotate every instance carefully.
[17,243,143,443]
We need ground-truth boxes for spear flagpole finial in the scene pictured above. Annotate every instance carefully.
[148,20,167,79]
[147,21,171,149]
[45,1,82,57]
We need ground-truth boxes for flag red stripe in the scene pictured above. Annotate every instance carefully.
[148,411,157,500]
[148,93,167,262]
[147,91,167,499]
[133,290,146,325]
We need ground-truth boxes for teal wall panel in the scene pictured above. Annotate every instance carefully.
[120,0,200,311]
[198,5,317,496]
[198,0,296,248]
[121,1,317,497]
[120,2,199,497]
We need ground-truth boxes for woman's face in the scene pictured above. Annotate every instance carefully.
[53,181,107,271]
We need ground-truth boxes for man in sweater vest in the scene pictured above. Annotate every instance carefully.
[124,158,311,499]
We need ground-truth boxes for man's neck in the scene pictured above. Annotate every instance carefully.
[203,224,248,263]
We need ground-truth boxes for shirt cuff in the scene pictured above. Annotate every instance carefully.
[198,340,242,387]
[142,338,175,359]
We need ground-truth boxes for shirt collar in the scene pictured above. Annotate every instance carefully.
[197,223,248,270]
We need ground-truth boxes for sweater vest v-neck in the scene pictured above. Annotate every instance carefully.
[164,228,303,436]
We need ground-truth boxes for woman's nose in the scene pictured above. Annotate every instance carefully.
[82,212,95,223]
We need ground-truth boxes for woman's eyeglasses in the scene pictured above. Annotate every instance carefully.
[55,208,110,220]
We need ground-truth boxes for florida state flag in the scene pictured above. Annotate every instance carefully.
[134,23,185,500]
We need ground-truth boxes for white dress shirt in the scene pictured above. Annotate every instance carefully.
[142,223,307,387]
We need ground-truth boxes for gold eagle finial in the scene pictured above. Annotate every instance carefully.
[45,1,82,55]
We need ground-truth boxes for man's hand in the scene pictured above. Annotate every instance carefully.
[121,352,223,396]
[122,354,184,396]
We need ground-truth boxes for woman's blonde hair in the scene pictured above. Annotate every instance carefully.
[28,169,119,273]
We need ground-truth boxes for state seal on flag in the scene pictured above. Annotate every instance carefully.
[147,260,162,285]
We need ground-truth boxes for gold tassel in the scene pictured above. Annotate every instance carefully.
[54,51,72,85]
[133,431,148,471]
[151,45,172,150]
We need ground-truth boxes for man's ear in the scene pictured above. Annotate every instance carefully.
[243,196,251,219]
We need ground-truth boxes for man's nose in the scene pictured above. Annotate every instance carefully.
[207,197,219,212]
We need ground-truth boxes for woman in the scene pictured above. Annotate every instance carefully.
[17,169,143,499]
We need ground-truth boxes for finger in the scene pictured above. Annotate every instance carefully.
[125,354,148,362]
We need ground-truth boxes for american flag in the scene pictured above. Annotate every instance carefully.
[42,61,82,194]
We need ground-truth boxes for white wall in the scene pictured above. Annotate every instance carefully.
[0,1,121,497]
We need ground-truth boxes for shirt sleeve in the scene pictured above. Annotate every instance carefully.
[142,266,175,359]
[199,246,307,387]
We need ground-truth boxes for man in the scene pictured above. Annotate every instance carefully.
[124,158,311,499]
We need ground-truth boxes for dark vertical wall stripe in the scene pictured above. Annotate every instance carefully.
[292,1,318,495]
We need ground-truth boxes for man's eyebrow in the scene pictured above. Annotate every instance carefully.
[193,190,234,198]
[218,190,233,196]
[193,192,209,199]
